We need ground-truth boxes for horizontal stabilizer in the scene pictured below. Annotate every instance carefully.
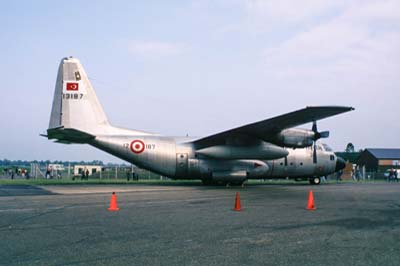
[47,127,95,144]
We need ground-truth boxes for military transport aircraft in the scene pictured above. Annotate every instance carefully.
[44,57,353,185]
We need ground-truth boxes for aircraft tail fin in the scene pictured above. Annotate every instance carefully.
[47,57,111,141]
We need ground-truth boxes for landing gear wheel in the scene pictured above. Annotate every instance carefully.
[201,179,213,186]
[231,181,245,186]
[309,177,321,185]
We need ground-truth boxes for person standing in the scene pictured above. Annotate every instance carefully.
[336,170,343,182]
[388,169,394,182]
[46,167,51,179]
[354,166,359,182]
[85,169,89,180]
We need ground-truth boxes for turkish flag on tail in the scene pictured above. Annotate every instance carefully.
[66,82,79,91]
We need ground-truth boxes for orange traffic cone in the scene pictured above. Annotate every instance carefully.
[233,192,242,211]
[108,192,120,211]
[306,190,316,210]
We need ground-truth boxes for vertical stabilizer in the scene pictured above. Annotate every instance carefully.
[48,57,110,135]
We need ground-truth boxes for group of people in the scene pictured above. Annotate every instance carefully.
[126,169,139,181]
[351,166,363,181]
[2,167,30,179]
[81,169,90,180]
[388,169,398,182]
[45,167,62,179]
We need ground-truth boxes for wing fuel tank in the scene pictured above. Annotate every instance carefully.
[212,170,247,182]
[211,160,270,181]
[196,142,288,160]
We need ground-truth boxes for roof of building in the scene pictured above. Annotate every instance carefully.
[365,148,400,159]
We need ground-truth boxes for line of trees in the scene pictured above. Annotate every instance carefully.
[0,159,128,167]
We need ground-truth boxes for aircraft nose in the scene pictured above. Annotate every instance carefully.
[335,156,346,171]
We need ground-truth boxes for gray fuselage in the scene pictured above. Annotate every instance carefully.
[90,134,338,182]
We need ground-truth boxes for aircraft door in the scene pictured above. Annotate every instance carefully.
[176,153,188,177]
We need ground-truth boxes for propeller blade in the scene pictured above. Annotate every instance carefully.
[313,142,317,164]
[312,121,329,140]
[319,131,330,138]
[312,121,317,133]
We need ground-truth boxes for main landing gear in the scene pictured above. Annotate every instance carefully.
[309,176,321,185]
[201,179,245,186]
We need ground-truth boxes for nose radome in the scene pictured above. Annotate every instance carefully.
[335,157,346,171]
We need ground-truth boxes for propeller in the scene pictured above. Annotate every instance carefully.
[312,121,330,164]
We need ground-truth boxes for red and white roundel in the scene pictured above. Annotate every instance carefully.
[130,140,145,154]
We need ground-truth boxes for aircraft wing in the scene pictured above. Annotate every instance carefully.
[191,106,354,148]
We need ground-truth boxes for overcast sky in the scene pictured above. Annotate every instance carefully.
[1,0,399,163]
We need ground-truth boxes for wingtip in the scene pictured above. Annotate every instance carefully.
[306,105,355,111]
[341,106,355,112]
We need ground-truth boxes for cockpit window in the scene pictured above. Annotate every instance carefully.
[322,143,333,152]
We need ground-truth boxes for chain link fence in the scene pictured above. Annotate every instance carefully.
[1,163,166,181]
[2,162,397,183]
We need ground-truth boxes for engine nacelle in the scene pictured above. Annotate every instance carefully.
[195,142,288,160]
[274,128,314,148]
[188,159,270,182]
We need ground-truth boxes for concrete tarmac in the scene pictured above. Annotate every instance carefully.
[1,183,400,266]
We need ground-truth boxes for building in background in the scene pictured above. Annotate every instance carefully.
[73,165,102,177]
[357,148,400,172]
[48,164,65,171]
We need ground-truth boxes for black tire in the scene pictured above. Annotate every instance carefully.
[309,177,321,185]
[201,179,213,186]
[230,181,245,186]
